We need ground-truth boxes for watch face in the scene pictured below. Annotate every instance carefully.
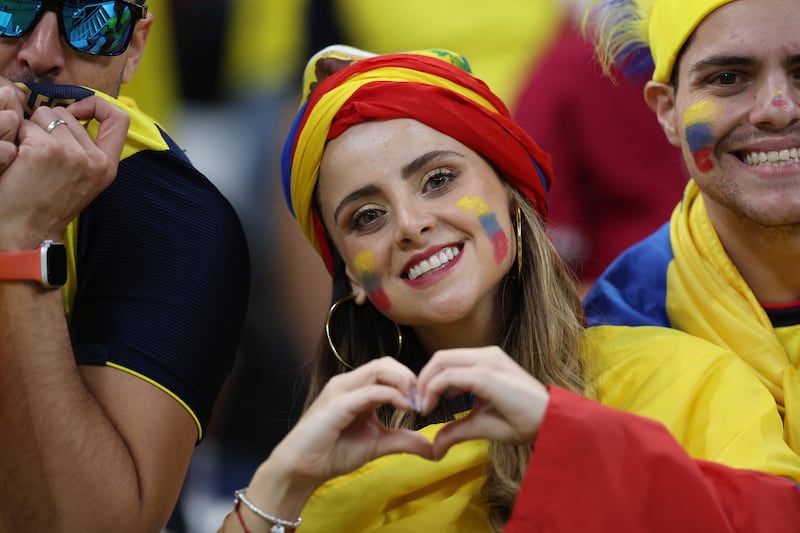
[46,243,68,287]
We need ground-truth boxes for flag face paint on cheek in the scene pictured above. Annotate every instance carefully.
[354,250,392,312]
[684,101,718,173]
[456,196,508,264]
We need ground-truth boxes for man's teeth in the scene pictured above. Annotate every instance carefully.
[744,147,800,166]
[407,246,460,280]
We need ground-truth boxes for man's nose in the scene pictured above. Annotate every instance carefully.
[750,74,800,131]
[16,11,66,78]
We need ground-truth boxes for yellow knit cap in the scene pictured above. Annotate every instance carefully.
[649,0,736,82]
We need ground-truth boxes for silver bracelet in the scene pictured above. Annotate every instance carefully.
[234,488,303,533]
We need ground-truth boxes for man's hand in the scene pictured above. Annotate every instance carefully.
[0,94,129,250]
[0,81,24,174]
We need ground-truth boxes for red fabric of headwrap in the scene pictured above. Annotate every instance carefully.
[327,80,552,221]
[290,52,553,273]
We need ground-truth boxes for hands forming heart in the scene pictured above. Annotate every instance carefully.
[269,345,550,491]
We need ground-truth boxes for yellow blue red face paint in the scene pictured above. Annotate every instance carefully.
[684,101,717,173]
[456,196,508,264]
[354,250,392,311]
[771,90,788,108]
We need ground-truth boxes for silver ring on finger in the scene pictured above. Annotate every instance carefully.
[46,119,67,134]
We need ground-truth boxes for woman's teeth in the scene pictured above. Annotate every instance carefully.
[407,246,460,280]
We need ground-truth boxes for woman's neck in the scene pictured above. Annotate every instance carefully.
[413,300,505,354]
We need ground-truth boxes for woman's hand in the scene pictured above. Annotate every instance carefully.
[416,345,550,459]
[276,356,436,483]
[228,357,435,533]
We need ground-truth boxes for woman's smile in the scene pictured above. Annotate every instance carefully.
[403,244,463,280]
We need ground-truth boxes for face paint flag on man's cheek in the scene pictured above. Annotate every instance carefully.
[684,101,718,173]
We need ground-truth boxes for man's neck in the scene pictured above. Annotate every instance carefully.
[706,201,800,304]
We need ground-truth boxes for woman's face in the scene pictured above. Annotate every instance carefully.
[317,118,516,341]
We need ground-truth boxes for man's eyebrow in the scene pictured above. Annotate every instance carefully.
[689,55,755,75]
[401,150,463,179]
[689,53,800,75]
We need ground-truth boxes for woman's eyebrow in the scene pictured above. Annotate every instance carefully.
[333,183,381,224]
[333,150,465,223]
[401,150,463,179]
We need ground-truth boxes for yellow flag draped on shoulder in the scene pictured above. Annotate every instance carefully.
[583,323,800,481]
[667,181,800,454]
[17,82,171,320]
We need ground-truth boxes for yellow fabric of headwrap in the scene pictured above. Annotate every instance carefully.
[298,423,489,532]
[667,180,800,456]
[290,50,499,257]
[648,0,736,82]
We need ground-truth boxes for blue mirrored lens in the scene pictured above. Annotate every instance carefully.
[0,1,43,37]
[64,1,134,55]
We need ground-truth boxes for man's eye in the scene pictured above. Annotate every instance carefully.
[716,72,738,85]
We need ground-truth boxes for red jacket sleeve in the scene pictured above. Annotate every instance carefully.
[505,386,800,532]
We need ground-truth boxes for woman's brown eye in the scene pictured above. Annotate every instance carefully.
[352,208,382,229]
[425,170,456,192]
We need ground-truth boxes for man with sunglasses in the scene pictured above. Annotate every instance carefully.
[0,2,249,532]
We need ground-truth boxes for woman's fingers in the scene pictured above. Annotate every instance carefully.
[314,356,419,409]
[418,346,550,452]
[417,346,507,413]
[371,427,435,461]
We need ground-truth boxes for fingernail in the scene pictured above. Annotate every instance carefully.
[410,387,419,412]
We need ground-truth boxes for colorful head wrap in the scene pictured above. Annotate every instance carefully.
[281,45,553,273]
[585,0,736,83]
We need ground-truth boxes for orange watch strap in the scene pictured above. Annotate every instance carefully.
[0,247,41,282]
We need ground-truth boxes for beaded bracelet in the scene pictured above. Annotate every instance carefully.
[234,488,303,533]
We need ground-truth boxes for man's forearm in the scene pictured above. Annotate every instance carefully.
[0,284,156,532]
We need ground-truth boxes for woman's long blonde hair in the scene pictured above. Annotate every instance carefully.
[304,184,586,531]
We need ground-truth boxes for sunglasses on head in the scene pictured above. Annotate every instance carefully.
[0,0,148,56]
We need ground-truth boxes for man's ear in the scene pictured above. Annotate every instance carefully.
[344,265,369,305]
[644,81,681,147]
[121,13,153,85]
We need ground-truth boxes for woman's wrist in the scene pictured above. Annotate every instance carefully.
[235,488,302,533]
[237,453,319,531]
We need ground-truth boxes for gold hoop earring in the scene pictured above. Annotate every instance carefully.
[325,294,403,370]
[515,205,523,279]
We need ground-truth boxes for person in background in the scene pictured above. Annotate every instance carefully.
[512,0,687,294]
[217,45,799,533]
[309,0,565,105]
[583,0,800,462]
[0,1,249,531]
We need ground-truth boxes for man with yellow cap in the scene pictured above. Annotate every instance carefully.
[582,0,800,491]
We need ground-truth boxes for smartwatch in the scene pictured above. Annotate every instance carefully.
[0,240,67,288]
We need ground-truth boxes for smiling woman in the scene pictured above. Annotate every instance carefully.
[217,44,800,533]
